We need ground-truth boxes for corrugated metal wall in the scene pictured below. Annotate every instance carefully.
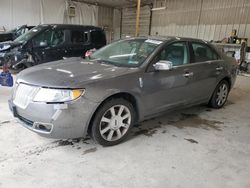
[121,6,151,38]
[113,9,122,40]
[98,6,114,43]
[151,0,250,41]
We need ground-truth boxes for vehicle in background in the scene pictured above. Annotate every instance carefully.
[0,25,34,42]
[8,36,238,146]
[0,24,106,71]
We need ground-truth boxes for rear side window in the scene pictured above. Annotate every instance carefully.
[90,30,106,45]
[71,30,89,44]
[191,43,219,63]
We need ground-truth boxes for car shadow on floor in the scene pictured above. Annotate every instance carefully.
[27,100,234,155]
[126,102,234,142]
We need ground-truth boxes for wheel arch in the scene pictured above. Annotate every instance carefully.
[86,92,140,134]
[208,76,231,106]
[221,76,232,90]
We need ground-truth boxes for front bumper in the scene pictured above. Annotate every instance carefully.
[8,97,98,139]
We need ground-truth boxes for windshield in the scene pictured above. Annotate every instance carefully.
[14,26,46,43]
[90,39,162,67]
[9,27,18,33]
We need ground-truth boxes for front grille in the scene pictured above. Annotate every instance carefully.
[18,115,34,127]
[13,83,38,109]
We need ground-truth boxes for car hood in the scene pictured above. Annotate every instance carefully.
[0,41,22,52]
[17,57,136,88]
[0,32,12,37]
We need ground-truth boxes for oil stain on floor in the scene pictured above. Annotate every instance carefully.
[131,111,224,139]
[134,129,158,137]
[168,113,224,131]
[83,147,97,155]
[184,138,199,144]
[133,123,162,137]
[0,121,11,125]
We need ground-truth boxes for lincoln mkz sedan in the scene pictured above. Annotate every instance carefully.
[9,36,238,146]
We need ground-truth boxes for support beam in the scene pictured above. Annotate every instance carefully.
[120,9,123,39]
[135,0,141,37]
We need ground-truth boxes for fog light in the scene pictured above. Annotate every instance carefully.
[34,122,53,133]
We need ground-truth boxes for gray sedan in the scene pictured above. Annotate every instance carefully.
[9,36,238,146]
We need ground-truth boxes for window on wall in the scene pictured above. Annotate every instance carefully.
[191,43,219,63]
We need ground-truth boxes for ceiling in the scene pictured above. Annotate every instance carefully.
[74,0,154,8]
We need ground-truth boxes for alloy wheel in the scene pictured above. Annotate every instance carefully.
[99,105,131,141]
[216,83,228,106]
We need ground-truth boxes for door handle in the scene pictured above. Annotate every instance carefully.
[216,66,223,71]
[183,72,194,78]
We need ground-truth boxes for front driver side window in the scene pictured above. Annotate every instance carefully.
[33,29,65,48]
[159,42,188,66]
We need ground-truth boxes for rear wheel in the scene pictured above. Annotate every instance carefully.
[209,80,229,108]
[91,98,135,146]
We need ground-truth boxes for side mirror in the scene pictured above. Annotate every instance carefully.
[153,60,173,71]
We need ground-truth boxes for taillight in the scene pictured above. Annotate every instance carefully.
[84,48,97,58]
[85,50,91,58]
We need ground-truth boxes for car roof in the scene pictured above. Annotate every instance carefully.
[126,36,208,43]
[39,24,103,31]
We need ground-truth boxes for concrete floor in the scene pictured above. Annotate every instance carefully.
[0,75,250,188]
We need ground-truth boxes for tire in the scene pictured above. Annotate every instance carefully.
[91,98,136,146]
[209,80,230,109]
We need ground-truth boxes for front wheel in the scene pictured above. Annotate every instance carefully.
[209,80,230,108]
[91,98,135,146]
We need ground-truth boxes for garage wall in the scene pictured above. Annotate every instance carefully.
[0,0,98,30]
[113,9,122,41]
[64,1,98,26]
[151,0,250,41]
[121,5,151,38]
[98,6,114,43]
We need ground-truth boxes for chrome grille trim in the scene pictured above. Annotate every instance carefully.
[13,83,39,109]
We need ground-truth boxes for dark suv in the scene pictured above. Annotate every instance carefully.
[0,24,106,70]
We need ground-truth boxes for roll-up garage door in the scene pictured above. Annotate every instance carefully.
[121,5,151,38]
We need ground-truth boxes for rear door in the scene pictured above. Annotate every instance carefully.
[90,30,106,49]
[66,29,91,58]
[142,41,194,115]
[186,41,224,102]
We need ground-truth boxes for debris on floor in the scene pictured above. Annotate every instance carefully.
[184,138,199,144]
[83,147,97,155]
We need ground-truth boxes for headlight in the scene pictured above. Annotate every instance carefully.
[33,88,84,103]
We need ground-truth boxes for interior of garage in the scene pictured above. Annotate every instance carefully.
[0,0,250,187]
[1,0,250,41]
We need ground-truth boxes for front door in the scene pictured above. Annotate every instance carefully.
[142,41,194,115]
[31,28,67,64]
